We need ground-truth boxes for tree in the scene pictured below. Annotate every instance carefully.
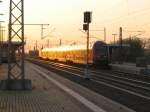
[144,38,150,49]
[111,37,145,62]
[143,38,150,64]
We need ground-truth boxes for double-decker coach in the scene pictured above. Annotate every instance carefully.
[39,41,109,66]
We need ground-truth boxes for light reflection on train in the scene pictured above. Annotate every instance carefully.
[39,41,110,66]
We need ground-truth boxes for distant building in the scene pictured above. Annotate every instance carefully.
[0,41,22,63]
[28,50,39,58]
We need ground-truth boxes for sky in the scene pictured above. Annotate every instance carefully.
[1,0,150,49]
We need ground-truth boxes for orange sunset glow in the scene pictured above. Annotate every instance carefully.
[0,1,150,111]
[1,0,150,50]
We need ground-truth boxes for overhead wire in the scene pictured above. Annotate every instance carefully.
[102,7,150,25]
[102,9,150,31]
[98,0,150,29]
[81,1,150,41]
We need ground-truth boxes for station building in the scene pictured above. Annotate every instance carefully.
[0,41,22,63]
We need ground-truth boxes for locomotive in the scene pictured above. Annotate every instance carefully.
[39,41,110,66]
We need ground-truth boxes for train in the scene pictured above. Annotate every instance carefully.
[39,41,110,66]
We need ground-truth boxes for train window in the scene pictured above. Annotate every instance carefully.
[95,46,107,53]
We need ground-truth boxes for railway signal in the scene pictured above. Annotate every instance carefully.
[83,11,92,80]
[84,11,92,23]
[83,24,89,31]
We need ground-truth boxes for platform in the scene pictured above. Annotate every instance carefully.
[110,62,150,74]
[0,62,135,112]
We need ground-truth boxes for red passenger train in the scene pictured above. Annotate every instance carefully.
[39,41,110,66]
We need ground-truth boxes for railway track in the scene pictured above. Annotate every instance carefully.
[28,58,150,97]
[27,58,150,112]
[98,69,150,83]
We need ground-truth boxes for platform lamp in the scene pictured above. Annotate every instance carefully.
[83,11,92,80]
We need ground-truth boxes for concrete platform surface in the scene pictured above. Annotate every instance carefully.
[0,63,91,112]
[0,62,135,112]
[0,91,67,112]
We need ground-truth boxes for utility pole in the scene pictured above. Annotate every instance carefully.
[14,24,49,51]
[1,28,5,42]
[8,0,25,80]
[28,24,49,39]
[0,0,4,64]
[35,40,38,50]
[0,26,5,44]
[104,27,106,42]
[59,39,62,46]
[119,27,123,63]
[47,39,50,48]
[7,0,24,86]
[1,0,32,90]
[41,24,49,39]
[112,34,118,44]
[119,27,123,48]
[0,24,1,64]
[14,24,49,39]
[87,23,90,68]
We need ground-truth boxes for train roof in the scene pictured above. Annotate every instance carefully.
[108,44,130,48]
[42,41,107,52]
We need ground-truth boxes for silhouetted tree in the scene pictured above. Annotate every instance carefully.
[144,38,150,49]
[111,37,145,62]
[143,38,150,64]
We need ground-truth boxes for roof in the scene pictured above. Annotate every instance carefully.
[42,41,107,52]
[42,45,88,52]
[108,44,130,49]
[1,41,22,47]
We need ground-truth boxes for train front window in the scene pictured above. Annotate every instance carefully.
[95,46,107,55]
